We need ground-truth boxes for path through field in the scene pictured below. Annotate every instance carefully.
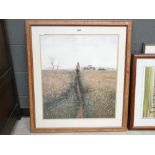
[43,70,116,119]
[74,74,85,118]
[43,72,85,119]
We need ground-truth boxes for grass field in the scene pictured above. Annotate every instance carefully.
[42,70,78,118]
[81,70,116,118]
[42,69,117,119]
[42,70,74,103]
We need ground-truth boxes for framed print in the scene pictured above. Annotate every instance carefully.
[143,43,155,54]
[26,20,132,132]
[130,54,155,130]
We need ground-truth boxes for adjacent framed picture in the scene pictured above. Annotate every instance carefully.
[26,20,132,132]
[130,54,155,130]
[143,43,155,54]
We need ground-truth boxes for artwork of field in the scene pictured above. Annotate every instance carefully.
[41,34,118,119]
[143,67,155,118]
[43,70,116,119]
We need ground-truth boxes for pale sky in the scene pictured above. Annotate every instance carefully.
[40,35,118,70]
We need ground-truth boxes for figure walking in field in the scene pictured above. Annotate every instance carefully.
[76,62,80,75]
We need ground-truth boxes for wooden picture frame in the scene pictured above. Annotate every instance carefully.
[26,20,132,132]
[129,54,155,130]
[142,43,155,54]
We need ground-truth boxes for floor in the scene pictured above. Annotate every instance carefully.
[11,117,155,135]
